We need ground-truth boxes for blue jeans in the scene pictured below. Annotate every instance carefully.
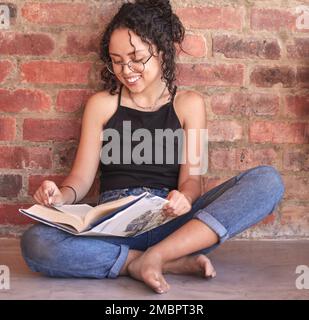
[20,165,284,279]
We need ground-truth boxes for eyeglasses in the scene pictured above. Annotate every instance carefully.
[107,54,153,74]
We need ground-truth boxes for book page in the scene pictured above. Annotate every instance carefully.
[88,194,171,237]
[83,192,147,227]
[20,205,84,232]
[19,209,80,234]
[51,204,93,220]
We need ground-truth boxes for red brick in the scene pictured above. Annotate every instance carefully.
[287,38,309,59]
[66,33,100,56]
[0,175,22,197]
[280,204,309,235]
[0,117,16,141]
[23,119,81,142]
[0,89,51,112]
[98,3,120,26]
[213,35,281,60]
[176,6,244,30]
[177,64,244,87]
[209,148,236,171]
[208,120,243,142]
[28,175,66,196]
[210,147,279,171]
[53,143,77,169]
[178,34,207,58]
[250,66,296,88]
[283,146,309,171]
[251,8,295,31]
[0,204,33,225]
[0,32,54,55]
[0,146,52,169]
[211,92,279,116]
[282,175,309,200]
[249,122,309,144]
[21,61,92,84]
[0,60,13,83]
[239,148,280,170]
[21,3,92,26]
[285,95,309,118]
[297,67,309,88]
[56,89,94,113]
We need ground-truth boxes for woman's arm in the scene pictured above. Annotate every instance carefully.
[163,91,207,216]
[177,91,207,204]
[34,92,115,205]
[59,93,107,203]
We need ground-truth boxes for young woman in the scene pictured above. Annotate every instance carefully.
[20,0,285,294]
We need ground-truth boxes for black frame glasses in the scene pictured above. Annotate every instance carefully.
[107,54,153,75]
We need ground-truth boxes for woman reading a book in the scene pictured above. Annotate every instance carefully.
[21,0,285,294]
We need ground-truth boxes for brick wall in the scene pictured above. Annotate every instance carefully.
[0,0,308,238]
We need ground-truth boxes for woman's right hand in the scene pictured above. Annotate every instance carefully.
[33,180,64,207]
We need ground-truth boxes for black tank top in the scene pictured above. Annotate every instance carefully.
[99,85,183,192]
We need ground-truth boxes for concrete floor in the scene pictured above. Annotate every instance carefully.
[0,238,308,300]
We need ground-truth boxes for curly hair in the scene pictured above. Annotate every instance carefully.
[100,0,185,96]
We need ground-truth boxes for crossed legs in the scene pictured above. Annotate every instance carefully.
[122,165,285,293]
[122,219,218,293]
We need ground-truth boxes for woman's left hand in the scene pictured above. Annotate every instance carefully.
[162,190,192,217]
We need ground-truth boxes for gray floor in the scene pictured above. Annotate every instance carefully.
[0,238,308,300]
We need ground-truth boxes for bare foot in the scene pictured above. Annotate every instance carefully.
[127,250,170,294]
[127,251,216,294]
[163,254,216,278]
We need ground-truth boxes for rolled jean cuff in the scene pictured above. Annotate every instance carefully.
[107,244,129,279]
[194,210,229,244]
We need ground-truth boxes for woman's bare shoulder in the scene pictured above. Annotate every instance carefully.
[175,89,205,107]
[174,89,206,127]
[84,90,119,127]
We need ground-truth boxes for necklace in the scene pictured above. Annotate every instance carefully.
[129,85,167,112]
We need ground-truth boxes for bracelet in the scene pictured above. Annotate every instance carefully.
[60,185,77,204]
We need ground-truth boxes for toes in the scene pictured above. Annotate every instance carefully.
[144,271,170,294]
[158,275,170,293]
[149,277,163,294]
[202,256,216,278]
[155,274,170,294]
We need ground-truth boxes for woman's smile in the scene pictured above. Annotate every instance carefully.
[125,75,142,85]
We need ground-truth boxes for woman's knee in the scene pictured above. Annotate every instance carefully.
[244,165,285,200]
[20,224,63,268]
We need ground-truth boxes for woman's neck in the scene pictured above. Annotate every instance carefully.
[125,80,169,109]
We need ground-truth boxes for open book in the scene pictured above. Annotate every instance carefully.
[19,192,173,237]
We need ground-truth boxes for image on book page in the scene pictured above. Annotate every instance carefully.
[85,194,172,237]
